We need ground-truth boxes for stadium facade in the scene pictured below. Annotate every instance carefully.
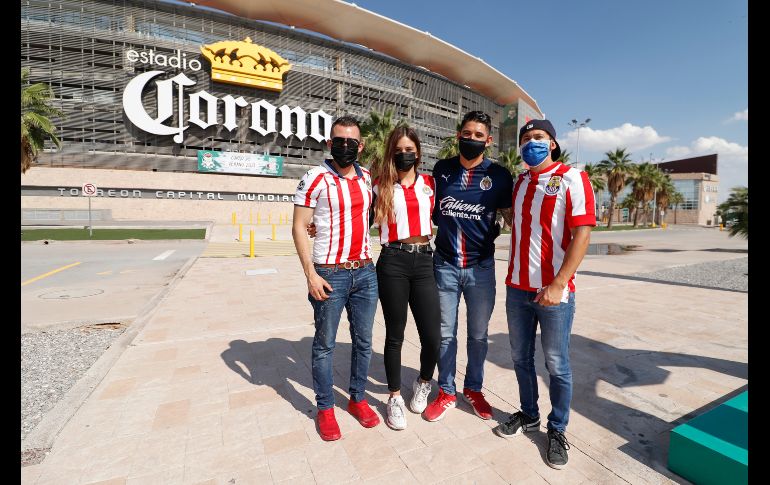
[21,0,542,223]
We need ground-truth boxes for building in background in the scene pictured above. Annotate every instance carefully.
[597,154,719,227]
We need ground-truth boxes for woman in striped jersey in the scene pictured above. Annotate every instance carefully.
[371,126,442,430]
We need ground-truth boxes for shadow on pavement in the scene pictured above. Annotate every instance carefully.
[486,332,747,478]
[220,336,421,421]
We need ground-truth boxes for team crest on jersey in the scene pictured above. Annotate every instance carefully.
[544,176,562,195]
[480,176,493,191]
[422,185,433,196]
[297,179,305,190]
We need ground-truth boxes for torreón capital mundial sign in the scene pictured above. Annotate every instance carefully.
[123,37,333,144]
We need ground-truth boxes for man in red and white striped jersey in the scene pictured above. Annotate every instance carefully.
[493,119,595,470]
[292,115,380,442]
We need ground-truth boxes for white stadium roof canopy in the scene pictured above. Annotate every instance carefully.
[193,0,543,114]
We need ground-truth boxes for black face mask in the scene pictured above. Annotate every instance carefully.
[458,137,487,161]
[330,144,358,168]
[394,152,417,172]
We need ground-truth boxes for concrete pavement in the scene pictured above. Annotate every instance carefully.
[21,225,748,484]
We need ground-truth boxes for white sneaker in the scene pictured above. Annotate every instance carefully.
[410,379,432,413]
[386,395,407,430]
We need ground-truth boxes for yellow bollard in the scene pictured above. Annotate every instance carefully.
[231,212,236,225]
[249,230,254,258]
[257,213,261,226]
[720,223,724,231]
[238,224,243,242]
[272,224,277,241]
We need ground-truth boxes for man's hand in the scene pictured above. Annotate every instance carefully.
[308,272,333,301]
[533,283,565,306]
[307,223,317,238]
[498,207,512,229]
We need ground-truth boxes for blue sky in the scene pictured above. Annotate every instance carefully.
[351,0,747,201]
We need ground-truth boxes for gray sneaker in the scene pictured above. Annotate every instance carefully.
[409,379,432,414]
[386,395,407,430]
[546,429,570,469]
[493,411,540,438]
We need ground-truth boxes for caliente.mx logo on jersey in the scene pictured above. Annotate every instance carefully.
[439,196,485,221]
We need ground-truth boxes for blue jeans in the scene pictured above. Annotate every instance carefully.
[309,263,378,410]
[506,286,575,432]
[433,252,496,395]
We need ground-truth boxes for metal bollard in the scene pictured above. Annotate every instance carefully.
[239,224,243,241]
[249,230,254,258]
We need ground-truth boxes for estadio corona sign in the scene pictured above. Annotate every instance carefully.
[122,37,332,144]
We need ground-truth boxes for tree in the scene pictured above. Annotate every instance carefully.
[598,148,634,229]
[654,174,676,225]
[556,149,572,165]
[619,193,637,223]
[21,67,64,173]
[360,108,407,174]
[717,186,748,238]
[497,147,525,178]
[583,163,606,222]
[669,191,684,224]
[628,162,659,227]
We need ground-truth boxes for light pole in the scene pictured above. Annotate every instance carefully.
[568,118,591,170]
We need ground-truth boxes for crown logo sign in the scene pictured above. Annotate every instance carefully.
[200,37,291,91]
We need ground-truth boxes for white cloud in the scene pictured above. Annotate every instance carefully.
[725,109,748,123]
[664,137,748,202]
[561,123,672,154]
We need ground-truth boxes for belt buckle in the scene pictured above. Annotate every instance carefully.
[343,260,360,270]
[406,244,416,253]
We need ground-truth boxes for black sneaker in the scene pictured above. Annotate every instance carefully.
[546,428,570,469]
[493,411,540,438]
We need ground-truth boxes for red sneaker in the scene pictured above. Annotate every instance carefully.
[422,388,457,422]
[316,408,341,441]
[462,388,493,420]
[347,399,380,428]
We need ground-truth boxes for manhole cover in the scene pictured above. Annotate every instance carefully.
[39,288,105,300]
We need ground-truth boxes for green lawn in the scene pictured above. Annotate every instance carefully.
[21,228,206,241]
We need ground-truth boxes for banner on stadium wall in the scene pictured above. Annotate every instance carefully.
[197,150,284,177]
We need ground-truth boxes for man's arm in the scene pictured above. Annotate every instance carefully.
[292,205,333,301]
[534,225,591,306]
[497,207,512,229]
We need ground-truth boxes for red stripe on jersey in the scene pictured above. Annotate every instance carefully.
[505,176,525,287]
[404,185,422,237]
[333,181,347,264]
[348,179,365,258]
[517,177,539,288]
[462,168,475,190]
[563,188,575,292]
[460,231,467,268]
[324,178,335,264]
[539,188,557,285]
[304,172,325,207]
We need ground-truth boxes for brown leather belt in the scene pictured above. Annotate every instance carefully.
[315,258,373,270]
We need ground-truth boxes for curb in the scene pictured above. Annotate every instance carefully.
[21,254,200,461]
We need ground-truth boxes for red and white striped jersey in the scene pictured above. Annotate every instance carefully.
[294,160,373,264]
[505,162,596,293]
[372,174,435,243]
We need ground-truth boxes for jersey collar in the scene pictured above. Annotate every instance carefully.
[324,159,364,179]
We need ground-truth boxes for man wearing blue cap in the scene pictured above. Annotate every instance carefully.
[493,119,596,470]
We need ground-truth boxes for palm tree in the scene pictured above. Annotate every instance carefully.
[21,67,64,173]
[583,163,606,222]
[497,147,525,178]
[360,108,407,173]
[619,193,637,223]
[718,186,748,238]
[436,122,461,159]
[556,149,571,165]
[628,162,659,227]
[669,191,684,224]
[598,148,634,229]
[654,174,676,225]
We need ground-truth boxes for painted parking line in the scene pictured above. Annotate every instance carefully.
[153,250,176,261]
[21,262,82,287]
